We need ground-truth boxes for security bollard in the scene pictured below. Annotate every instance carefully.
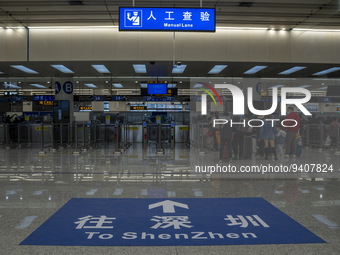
[60,124,64,148]
[38,123,46,154]
[50,124,56,152]
[17,123,21,148]
[199,122,205,155]
[114,124,122,155]
[156,123,164,154]
[73,123,80,155]
[335,126,340,155]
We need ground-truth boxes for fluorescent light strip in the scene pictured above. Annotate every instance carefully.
[261,78,296,80]
[172,65,187,74]
[51,65,74,74]
[293,28,340,32]
[268,85,286,89]
[28,26,118,29]
[30,84,47,88]
[12,26,340,32]
[112,83,123,88]
[11,65,39,74]
[313,67,340,76]
[217,27,268,30]
[27,26,264,30]
[318,86,328,90]
[92,65,110,74]
[167,83,177,88]
[84,83,97,88]
[279,66,306,75]
[299,85,311,88]
[140,83,147,88]
[133,64,147,74]
[208,65,228,74]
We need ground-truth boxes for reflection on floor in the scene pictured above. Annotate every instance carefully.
[0,143,339,254]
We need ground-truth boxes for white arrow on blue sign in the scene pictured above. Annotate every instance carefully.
[148,200,189,213]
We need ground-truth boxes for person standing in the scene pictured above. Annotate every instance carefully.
[276,125,286,158]
[284,107,301,158]
[259,115,278,160]
[328,117,339,148]
[219,116,233,163]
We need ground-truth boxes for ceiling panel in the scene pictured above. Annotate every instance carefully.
[0,0,339,29]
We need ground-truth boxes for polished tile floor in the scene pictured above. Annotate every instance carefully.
[0,143,339,255]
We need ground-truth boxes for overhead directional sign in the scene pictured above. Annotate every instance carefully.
[119,7,216,32]
[20,198,325,246]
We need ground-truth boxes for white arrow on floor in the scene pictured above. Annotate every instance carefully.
[148,200,189,213]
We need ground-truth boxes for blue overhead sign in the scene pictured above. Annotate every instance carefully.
[33,95,55,101]
[20,198,324,246]
[119,7,215,32]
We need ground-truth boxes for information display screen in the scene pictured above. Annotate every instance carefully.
[130,106,147,111]
[119,7,215,32]
[148,83,167,95]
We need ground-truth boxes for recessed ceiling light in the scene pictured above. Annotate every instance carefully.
[11,65,39,74]
[208,65,228,74]
[172,65,187,74]
[133,64,147,73]
[30,84,47,88]
[244,65,268,74]
[279,66,306,75]
[193,83,203,88]
[313,67,340,76]
[112,83,123,88]
[84,83,97,88]
[3,82,21,88]
[92,65,110,74]
[51,65,74,74]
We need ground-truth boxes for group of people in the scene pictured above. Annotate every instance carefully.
[214,106,302,163]
[258,106,301,160]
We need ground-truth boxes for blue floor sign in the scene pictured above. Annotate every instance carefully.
[21,198,325,246]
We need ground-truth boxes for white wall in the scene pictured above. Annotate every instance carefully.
[0,28,27,61]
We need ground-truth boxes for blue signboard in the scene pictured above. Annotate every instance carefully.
[55,81,61,94]
[92,96,105,101]
[10,96,25,102]
[33,95,55,101]
[119,7,215,32]
[144,96,174,101]
[112,96,126,101]
[21,198,324,246]
[63,81,73,94]
[148,83,167,94]
[23,112,53,117]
